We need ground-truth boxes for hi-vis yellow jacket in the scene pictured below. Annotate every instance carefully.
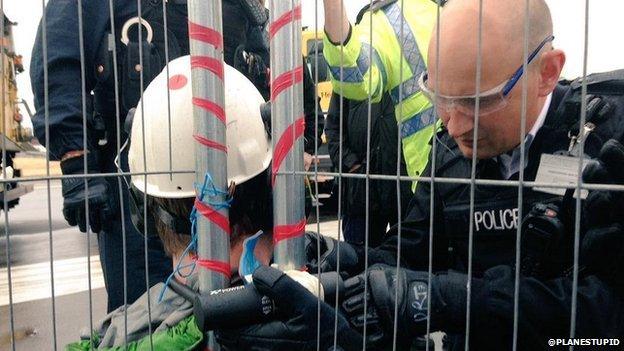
[323,0,437,188]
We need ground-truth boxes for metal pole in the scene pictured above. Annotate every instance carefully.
[187,0,230,293]
[269,0,306,270]
[0,5,17,350]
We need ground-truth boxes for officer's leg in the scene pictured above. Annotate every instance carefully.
[368,214,390,248]
[341,215,366,245]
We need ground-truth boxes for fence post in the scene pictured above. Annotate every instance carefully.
[269,0,306,270]
[187,0,230,295]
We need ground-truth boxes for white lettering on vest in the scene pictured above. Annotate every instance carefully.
[473,208,519,232]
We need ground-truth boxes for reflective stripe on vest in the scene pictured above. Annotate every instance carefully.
[328,43,388,86]
[383,4,427,104]
[401,107,436,139]
[383,3,435,182]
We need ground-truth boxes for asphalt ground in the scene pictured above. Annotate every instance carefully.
[0,181,106,350]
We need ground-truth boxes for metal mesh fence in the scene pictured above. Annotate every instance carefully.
[1,0,623,350]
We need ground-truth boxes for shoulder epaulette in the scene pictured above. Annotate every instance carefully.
[569,69,624,95]
[355,0,399,24]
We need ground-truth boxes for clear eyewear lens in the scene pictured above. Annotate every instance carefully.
[440,94,508,116]
[418,72,509,116]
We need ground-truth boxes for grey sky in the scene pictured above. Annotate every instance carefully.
[4,0,624,129]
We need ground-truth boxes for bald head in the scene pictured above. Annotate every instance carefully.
[425,0,565,160]
[429,0,553,94]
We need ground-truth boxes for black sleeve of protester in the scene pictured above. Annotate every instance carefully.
[431,266,624,350]
[325,92,360,170]
[302,61,324,154]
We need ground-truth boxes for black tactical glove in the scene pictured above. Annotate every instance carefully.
[61,155,115,233]
[582,139,624,227]
[233,46,270,95]
[215,266,363,351]
[581,139,624,286]
[342,264,430,349]
[305,233,361,276]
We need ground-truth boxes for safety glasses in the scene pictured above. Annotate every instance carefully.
[418,35,555,116]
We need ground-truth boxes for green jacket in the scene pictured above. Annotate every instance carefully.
[65,281,203,350]
[65,316,203,351]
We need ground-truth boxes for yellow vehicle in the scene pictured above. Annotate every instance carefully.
[302,29,332,115]
[1,13,34,210]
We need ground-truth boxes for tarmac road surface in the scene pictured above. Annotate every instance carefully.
[0,181,106,350]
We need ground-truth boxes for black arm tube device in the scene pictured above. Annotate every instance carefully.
[169,272,344,331]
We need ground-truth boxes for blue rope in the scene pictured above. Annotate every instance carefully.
[158,172,232,303]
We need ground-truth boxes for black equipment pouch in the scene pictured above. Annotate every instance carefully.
[122,32,163,112]
[94,33,114,85]
[94,0,189,115]
[555,70,624,153]
[520,201,571,279]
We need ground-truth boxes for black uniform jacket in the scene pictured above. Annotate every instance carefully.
[360,83,624,349]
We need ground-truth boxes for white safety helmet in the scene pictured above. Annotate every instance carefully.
[128,55,271,198]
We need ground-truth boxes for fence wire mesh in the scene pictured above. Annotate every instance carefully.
[1,0,623,351]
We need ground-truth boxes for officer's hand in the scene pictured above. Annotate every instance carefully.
[342,264,430,349]
[305,232,361,276]
[234,49,269,91]
[215,266,362,351]
[582,139,624,227]
[61,155,116,233]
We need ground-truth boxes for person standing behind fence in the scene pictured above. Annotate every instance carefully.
[323,0,442,189]
[325,92,411,247]
[223,0,624,349]
[29,0,252,312]
[66,58,275,350]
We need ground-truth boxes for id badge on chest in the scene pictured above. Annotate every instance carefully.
[533,154,592,199]
[533,123,598,199]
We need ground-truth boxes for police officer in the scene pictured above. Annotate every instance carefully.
[325,92,412,247]
[323,0,440,187]
[30,0,256,312]
[218,0,624,349]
